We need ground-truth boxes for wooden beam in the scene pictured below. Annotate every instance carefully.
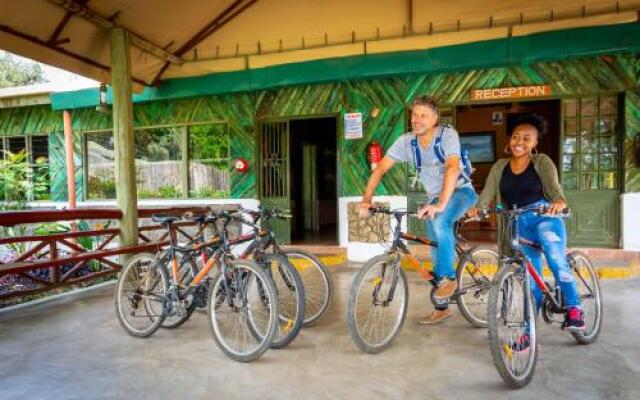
[109,27,138,253]
[46,0,183,65]
[47,11,73,43]
[0,24,148,86]
[151,0,259,85]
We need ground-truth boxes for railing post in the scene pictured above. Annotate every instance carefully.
[49,239,58,284]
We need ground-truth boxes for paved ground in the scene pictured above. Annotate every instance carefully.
[1,266,639,400]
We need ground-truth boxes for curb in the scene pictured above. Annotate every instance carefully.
[0,280,116,315]
[399,258,640,280]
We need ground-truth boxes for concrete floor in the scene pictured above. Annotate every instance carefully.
[1,267,639,400]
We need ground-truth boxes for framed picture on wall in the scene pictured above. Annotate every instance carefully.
[460,132,496,163]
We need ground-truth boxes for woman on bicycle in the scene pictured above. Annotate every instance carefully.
[468,114,585,333]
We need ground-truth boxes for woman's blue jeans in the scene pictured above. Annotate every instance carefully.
[517,203,582,310]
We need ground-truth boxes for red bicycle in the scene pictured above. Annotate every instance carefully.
[485,204,603,388]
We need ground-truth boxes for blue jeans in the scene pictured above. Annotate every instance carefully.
[425,187,478,279]
[517,203,581,310]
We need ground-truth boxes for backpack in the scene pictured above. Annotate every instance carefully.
[410,124,473,184]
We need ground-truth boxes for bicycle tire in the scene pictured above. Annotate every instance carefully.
[207,259,278,363]
[347,254,408,354]
[115,252,168,338]
[282,249,334,327]
[487,262,539,388]
[456,247,499,328]
[568,251,603,345]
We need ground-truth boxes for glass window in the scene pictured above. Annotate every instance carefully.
[0,135,50,201]
[562,95,620,190]
[86,123,231,200]
[86,132,116,199]
[188,124,230,198]
[7,137,26,154]
[135,127,182,199]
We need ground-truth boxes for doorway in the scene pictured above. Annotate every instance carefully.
[289,117,338,244]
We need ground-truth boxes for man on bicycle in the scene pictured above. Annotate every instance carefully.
[359,95,477,324]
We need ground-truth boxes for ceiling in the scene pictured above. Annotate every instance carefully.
[1,0,638,88]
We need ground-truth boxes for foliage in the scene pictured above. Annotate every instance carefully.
[0,51,46,88]
[0,150,49,210]
[87,174,116,199]
[189,124,229,160]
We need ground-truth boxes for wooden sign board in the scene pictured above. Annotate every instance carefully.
[470,85,552,101]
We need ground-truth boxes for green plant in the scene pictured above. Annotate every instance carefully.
[158,184,182,198]
[88,174,116,199]
[0,150,49,209]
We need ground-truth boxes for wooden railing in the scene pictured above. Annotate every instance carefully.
[0,206,213,301]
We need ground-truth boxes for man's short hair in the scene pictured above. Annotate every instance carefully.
[411,95,438,116]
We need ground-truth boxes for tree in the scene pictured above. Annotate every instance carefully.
[0,51,46,88]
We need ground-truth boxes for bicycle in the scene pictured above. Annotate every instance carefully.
[232,207,334,327]
[115,214,279,363]
[220,208,307,349]
[485,204,603,388]
[346,207,499,354]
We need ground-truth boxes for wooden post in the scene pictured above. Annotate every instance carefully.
[62,110,76,208]
[181,125,189,199]
[109,27,138,252]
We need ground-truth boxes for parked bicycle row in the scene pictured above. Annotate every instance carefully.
[115,206,334,362]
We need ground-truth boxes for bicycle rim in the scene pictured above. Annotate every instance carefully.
[284,250,333,326]
[570,252,603,344]
[115,253,167,336]
[208,260,277,362]
[488,264,538,388]
[348,255,408,353]
[457,248,499,328]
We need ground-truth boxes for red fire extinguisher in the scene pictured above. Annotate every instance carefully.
[369,141,382,171]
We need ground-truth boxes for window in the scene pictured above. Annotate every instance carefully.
[85,124,230,200]
[0,135,50,202]
[188,124,230,198]
[561,96,619,190]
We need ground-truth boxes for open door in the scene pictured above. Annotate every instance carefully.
[259,120,291,244]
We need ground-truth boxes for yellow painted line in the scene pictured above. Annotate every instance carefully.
[399,258,640,280]
[290,253,347,271]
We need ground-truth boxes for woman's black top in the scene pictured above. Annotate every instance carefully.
[500,161,546,209]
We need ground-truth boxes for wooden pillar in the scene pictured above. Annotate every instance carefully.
[109,27,138,248]
[62,110,76,208]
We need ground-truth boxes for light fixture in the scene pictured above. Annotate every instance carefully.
[96,83,109,113]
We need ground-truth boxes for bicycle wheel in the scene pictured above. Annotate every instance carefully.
[488,262,539,388]
[456,247,499,328]
[207,259,278,363]
[283,249,334,327]
[162,254,198,329]
[115,252,168,337]
[568,251,603,345]
[347,254,408,354]
[258,254,305,349]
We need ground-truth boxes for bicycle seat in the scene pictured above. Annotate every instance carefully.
[151,214,180,224]
[192,215,207,224]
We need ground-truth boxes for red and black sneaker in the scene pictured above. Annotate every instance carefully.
[511,333,531,353]
[564,307,586,332]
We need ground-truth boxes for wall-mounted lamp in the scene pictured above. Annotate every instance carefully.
[96,83,109,113]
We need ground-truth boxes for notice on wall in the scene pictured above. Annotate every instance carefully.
[344,112,363,140]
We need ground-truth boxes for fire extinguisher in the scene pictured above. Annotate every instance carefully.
[369,141,383,171]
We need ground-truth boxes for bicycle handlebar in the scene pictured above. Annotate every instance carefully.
[477,204,571,218]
